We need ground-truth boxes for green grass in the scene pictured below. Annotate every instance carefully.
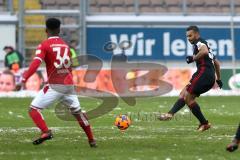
[0,96,240,160]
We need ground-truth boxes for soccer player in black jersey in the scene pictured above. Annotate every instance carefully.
[159,26,223,132]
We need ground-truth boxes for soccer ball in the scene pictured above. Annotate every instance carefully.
[114,114,131,131]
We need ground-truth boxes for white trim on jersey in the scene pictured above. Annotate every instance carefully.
[34,57,43,62]
[48,36,59,39]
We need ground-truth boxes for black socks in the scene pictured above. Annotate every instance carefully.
[235,124,240,141]
[169,98,208,125]
[189,102,208,124]
[169,98,185,114]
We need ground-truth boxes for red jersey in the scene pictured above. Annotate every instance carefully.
[34,36,73,85]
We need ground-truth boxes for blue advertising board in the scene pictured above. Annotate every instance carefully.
[87,27,238,61]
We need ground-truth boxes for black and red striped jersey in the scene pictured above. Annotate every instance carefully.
[192,38,215,71]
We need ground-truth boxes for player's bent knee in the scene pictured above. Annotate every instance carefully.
[187,101,195,108]
[70,107,81,114]
[185,100,190,106]
[179,93,183,99]
[185,99,195,107]
[71,109,90,126]
[185,96,193,106]
[28,106,41,112]
[179,90,185,97]
[179,93,186,100]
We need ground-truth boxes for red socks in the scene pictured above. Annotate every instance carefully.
[29,107,94,141]
[29,107,49,133]
[75,112,94,141]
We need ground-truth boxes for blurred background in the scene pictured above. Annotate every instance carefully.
[0,0,239,94]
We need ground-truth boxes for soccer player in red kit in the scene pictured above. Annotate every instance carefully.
[21,18,96,147]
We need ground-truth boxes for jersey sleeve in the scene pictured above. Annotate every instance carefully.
[34,43,47,62]
[196,41,207,50]
[22,58,42,82]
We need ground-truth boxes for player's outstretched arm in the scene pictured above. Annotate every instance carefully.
[213,58,223,88]
[214,59,221,80]
[22,58,42,83]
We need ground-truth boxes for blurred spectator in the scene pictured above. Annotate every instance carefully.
[163,69,192,90]
[70,40,78,59]
[69,40,80,67]
[0,70,16,92]
[25,71,44,91]
[97,70,115,93]
[3,46,24,72]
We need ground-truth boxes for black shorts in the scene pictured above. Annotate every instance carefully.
[187,69,215,96]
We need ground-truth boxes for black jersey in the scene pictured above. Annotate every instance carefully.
[193,38,215,71]
[187,38,216,96]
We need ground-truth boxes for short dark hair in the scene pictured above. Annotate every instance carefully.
[46,18,61,30]
[186,26,199,33]
[3,46,14,51]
